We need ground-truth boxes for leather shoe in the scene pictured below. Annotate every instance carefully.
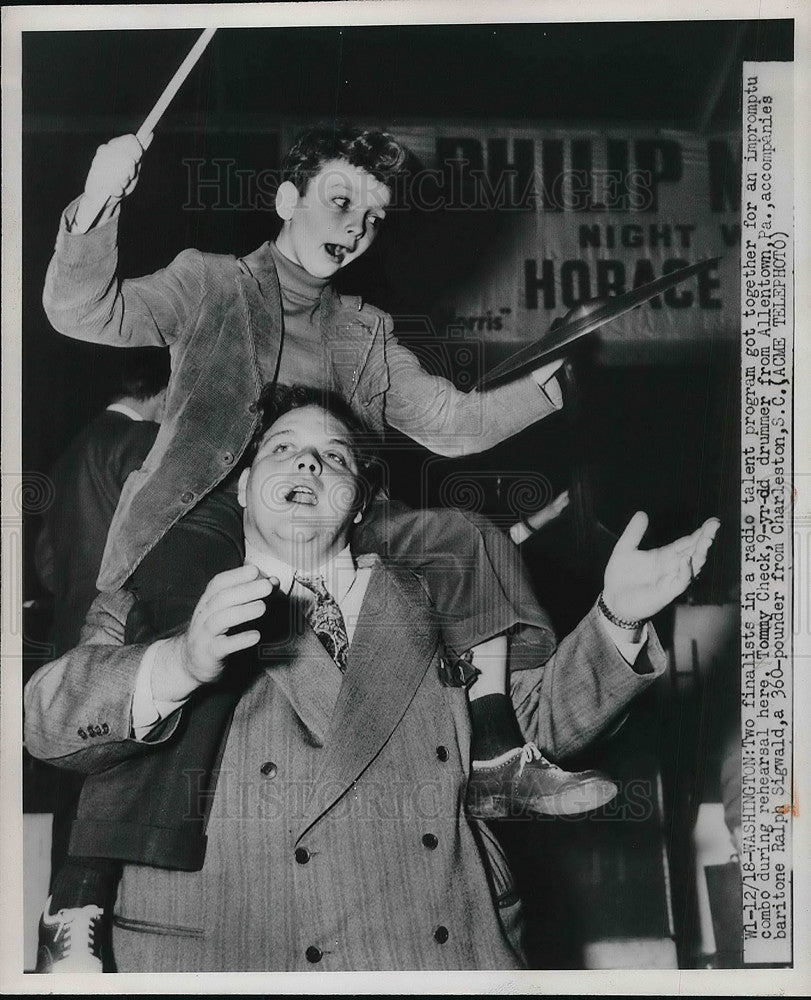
[466,742,618,818]
[35,896,104,973]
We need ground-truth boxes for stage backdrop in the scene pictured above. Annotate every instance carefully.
[397,124,738,362]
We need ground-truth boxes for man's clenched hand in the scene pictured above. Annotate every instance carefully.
[151,565,275,703]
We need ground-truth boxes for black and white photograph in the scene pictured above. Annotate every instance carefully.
[1,1,807,992]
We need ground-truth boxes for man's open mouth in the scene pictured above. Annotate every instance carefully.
[285,485,318,506]
[324,243,351,263]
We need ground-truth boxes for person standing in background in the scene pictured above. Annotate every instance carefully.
[35,348,170,656]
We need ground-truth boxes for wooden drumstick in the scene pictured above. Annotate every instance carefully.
[72,28,217,232]
[136,27,217,148]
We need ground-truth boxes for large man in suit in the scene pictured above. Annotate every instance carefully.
[24,385,719,972]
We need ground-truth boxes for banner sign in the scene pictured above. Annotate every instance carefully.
[392,124,740,360]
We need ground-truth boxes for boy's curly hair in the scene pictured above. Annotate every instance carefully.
[282,123,408,196]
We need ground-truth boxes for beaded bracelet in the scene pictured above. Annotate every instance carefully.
[597,591,647,630]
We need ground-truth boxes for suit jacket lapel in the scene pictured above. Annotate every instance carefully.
[297,564,439,839]
[320,286,377,403]
[236,244,283,386]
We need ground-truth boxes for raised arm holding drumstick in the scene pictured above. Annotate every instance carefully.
[70,27,216,232]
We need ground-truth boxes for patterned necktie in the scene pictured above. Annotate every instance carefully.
[294,573,349,673]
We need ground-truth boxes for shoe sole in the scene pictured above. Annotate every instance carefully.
[468,778,619,819]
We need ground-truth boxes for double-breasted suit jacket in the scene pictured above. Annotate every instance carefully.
[24,558,667,971]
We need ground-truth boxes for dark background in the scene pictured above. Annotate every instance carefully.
[20,18,793,968]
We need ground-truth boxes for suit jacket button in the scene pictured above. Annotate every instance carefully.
[422,833,438,850]
[77,728,88,740]
[295,847,311,865]
[180,490,195,504]
[436,746,449,762]
[305,945,322,963]
[101,723,109,735]
[434,925,449,944]
[260,761,277,778]
[223,451,234,465]
[247,402,258,414]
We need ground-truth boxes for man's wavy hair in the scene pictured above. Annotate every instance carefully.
[242,383,382,514]
[282,123,408,196]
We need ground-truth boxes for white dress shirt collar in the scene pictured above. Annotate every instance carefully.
[244,541,357,604]
[106,402,143,421]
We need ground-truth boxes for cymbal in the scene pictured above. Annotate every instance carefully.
[476,257,721,389]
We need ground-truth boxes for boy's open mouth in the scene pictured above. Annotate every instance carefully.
[285,484,318,506]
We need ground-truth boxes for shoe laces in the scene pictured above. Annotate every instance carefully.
[51,903,103,958]
[517,742,561,776]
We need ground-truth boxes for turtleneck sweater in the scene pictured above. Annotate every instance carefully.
[269,242,332,389]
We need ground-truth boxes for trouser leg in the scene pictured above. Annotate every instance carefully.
[353,498,556,667]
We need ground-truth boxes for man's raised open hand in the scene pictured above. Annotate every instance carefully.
[602,512,720,624]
